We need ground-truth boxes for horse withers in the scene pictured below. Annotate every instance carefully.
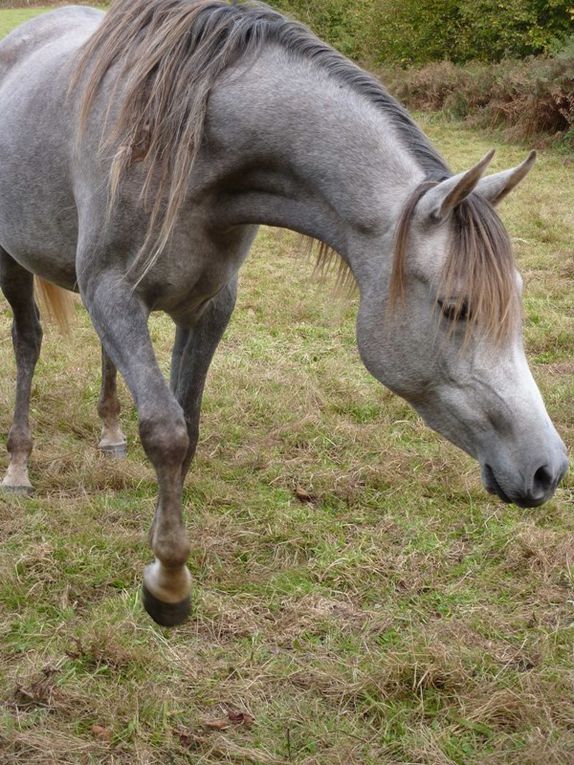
[0,1,567,625]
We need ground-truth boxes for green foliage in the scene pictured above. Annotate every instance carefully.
[375,0,574,65]
[267,0,573,65]
[0,7,52,37]
[267,0,380,59]
[375,0,461,65]
[5,1,573,66]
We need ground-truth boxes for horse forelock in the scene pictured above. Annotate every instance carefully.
[390,183,520,346]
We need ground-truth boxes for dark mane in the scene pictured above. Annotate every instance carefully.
[73,0,448,279]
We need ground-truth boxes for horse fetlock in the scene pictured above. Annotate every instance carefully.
[97,396,121,421]
[151,532,191,569]
[7,426,32,457]
[143,558,191,604]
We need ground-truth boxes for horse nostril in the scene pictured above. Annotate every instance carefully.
[532,464,553,497]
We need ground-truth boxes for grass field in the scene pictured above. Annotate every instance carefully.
[0,4,107,37]
[0,7,45,35]
[1,8,573,765]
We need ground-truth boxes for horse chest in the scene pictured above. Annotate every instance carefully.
[138,232,253,322]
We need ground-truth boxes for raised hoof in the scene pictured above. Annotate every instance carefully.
[99,443,128,459]
[1,484,33,496]
[142,584,191,627]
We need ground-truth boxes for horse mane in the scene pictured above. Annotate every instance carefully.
[72,0,445,283]
[390,182,520,345]
[73,0,517,339]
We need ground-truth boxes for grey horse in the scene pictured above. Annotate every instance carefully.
[0,1,567,626]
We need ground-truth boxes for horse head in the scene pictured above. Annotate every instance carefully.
[357,152,568,507]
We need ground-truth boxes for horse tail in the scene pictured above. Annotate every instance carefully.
[34,277,75,333]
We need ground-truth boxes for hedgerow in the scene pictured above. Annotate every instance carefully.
[382,47,574,144]
[373,0,574,65]
[271,1,573,65]
[4,1,573,142]
[6,2,574,66]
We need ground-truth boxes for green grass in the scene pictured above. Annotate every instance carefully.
[0,4,108,38]
[0,7,65,37]
[1,8,573,765]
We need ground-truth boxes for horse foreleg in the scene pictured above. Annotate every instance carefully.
[79,268,191,626]
[0,251,42,494]
[97,346,127,457]
[171,277,238,480]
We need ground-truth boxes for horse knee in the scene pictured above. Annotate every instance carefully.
[139,412,189,467]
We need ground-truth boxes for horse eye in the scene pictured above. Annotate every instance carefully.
[437,298,470,322]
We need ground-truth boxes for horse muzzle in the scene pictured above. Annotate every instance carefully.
[481,452,569,508]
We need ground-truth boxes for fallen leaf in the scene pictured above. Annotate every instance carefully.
[228,710,255,727]
[13,666,61,710]
[295,486,315,504]
[91,725,112,741]
[203,718,231,731]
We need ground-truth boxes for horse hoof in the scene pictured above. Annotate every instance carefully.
[141,584,191,627]
[99,443,127,459]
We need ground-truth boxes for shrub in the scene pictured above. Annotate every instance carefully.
[383,53,574,143]
[261,0,380,60]
[375,0,574,65]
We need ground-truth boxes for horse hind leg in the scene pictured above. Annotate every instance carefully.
[0,251,42,494]
[98,347,127,458]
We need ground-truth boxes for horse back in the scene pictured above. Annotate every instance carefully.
[0,5,103,84]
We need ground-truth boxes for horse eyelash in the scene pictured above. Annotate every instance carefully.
[437,298,471,322]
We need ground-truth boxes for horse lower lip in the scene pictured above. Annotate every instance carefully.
[484,465,512,504]
[514,494,548,509]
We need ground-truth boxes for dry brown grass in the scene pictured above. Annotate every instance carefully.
[384,56,574,146]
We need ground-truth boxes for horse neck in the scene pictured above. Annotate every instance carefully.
[204,47,427,289]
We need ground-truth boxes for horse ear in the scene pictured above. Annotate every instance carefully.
[475,150,536,206]
[418,150,495,222]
